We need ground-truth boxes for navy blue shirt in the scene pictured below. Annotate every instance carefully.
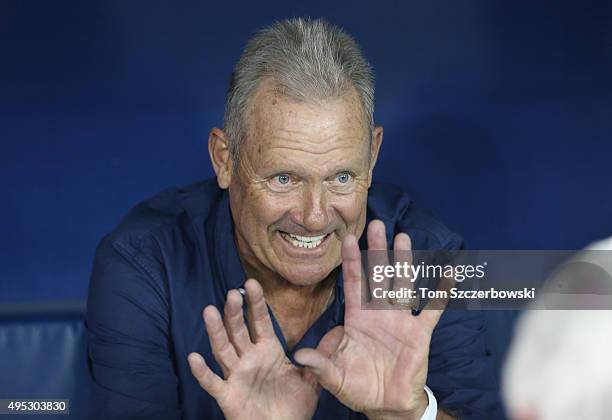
[86,179,503,419]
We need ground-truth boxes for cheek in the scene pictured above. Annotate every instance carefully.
[237,187,290,227]
[332,190,368,225]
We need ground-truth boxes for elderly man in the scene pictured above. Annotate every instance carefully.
[87,18,502,419]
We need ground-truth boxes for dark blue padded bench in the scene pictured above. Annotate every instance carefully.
[0,301,90,419]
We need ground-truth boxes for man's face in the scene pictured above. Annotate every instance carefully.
[226,80,380,287]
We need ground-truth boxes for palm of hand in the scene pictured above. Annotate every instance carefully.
[316,308,432,415]
[294,221,444,419]
[216,338,319,420]
[188,280,320,420]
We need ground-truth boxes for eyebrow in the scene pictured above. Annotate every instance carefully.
[257,161,365,179]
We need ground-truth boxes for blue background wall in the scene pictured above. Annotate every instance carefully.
[1,0,611,303]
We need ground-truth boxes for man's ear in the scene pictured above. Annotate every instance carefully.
[208,127,232,189]
[367,125,384,187]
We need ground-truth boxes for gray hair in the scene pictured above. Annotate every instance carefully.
[223,17,375,163]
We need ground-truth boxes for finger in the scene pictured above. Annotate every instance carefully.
[293,348,343,396]
[418,305,445,332]
[341,234,363,314]
[367,219,388,251]
[418,273,454,329]
[391,233,415,309]
[187,352,227,400]
[315,326,344,358]
[223,289,252,355]
[392,232,412,263]
[244,278,276,342]
[203,305,239,376]
[367,220,391,302]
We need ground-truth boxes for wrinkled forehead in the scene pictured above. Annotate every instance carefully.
[241,80,371,165]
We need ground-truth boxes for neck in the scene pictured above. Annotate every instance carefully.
[241,255,337,319]
[244,261,337,349]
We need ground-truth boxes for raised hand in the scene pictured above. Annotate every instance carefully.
[294,220,447,420]
[188,279,320,420]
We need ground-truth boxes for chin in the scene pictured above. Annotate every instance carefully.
[277,264,337,287]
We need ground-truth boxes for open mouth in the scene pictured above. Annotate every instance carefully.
[279,231,330,249]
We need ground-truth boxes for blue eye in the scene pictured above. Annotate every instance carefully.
[337,172,351,183]
[277,174,290,184]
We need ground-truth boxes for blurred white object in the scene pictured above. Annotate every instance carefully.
[586,236,612,251]
[502,236,612,420]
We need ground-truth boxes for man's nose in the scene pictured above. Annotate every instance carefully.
[301,185,330,232]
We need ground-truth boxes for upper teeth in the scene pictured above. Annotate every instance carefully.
[281,232,327,249]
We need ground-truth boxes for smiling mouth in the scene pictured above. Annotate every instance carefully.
[279,231,330,249]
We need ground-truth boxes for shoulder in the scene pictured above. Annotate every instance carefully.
[92,179,223,278]
[367,182,463,250]
[89,179,223,302]
[103,178,221,247]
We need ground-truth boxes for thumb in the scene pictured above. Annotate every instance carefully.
[294,348,343,395]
